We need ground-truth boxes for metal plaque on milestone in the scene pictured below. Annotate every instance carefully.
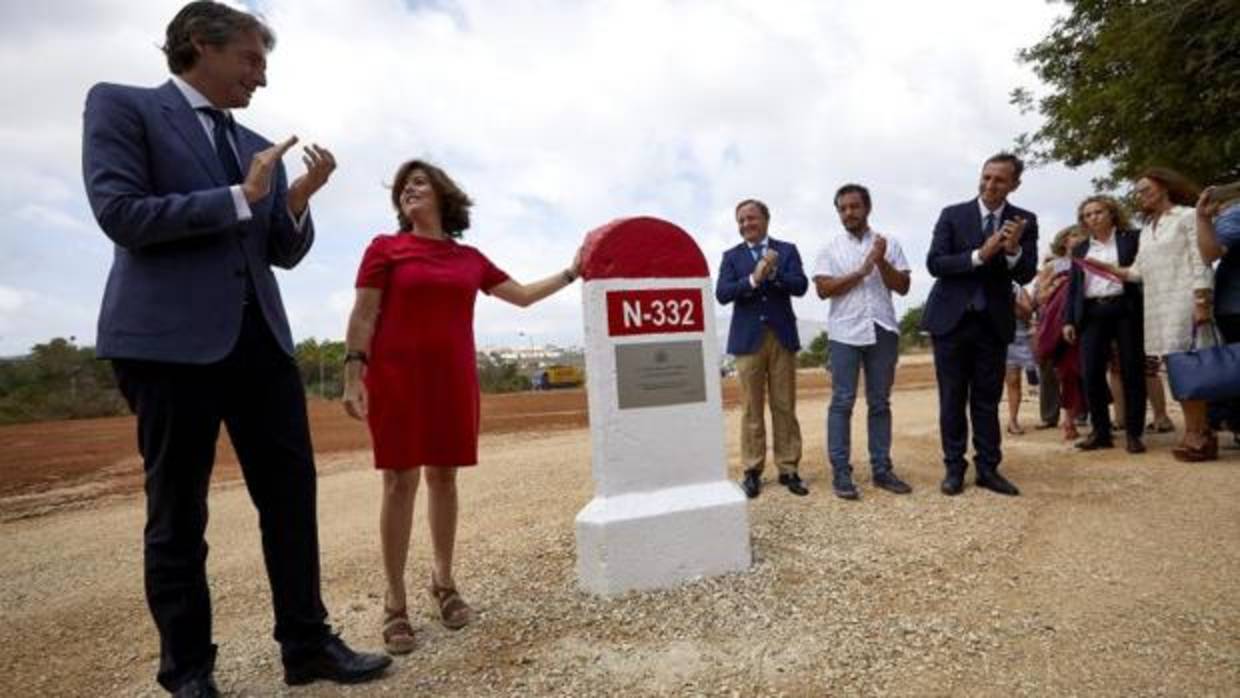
[614,340,706,409]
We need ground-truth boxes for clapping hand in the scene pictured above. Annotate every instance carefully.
[287,143,337,216]
[1000,216,1027,255]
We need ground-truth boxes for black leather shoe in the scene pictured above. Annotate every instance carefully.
[832,474,859,500]
[873,472,912,495]
[1126,436,1147,454]
[976,471,1020,496]
[741,469,762,499]
[778,472,809,496]
[940,473,964,496]
[173,676,219,698]
[284,635,392,687]
[1075,432,1114,451]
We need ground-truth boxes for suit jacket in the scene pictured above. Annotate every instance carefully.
[715,237,808,355]
[1064,230,1142,327]
[82,80,313,363]
[921,199,1039,344]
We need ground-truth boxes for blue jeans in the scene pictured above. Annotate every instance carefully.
[827,325,899,478]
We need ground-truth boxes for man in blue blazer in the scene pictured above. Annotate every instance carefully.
[716,199,810,498]
[81,3,388,694]
[922,154,1039,497]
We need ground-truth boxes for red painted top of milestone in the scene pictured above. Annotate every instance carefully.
[579,216,709,280]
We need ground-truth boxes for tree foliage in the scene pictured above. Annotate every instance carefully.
[898,304,928,351]
[476,352,532,393]
[0,338,126,423]
[1013,0,1240,189]
[797,331,830,368]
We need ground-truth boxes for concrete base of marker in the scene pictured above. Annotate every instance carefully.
[574,481,751,596]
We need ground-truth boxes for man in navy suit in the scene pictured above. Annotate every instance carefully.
[81,3,388,694]
[922,154,1039,497]
[716,199,810,498]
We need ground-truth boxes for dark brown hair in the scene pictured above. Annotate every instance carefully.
[833,183,872,211]
[390,159,473,237]
[984,152,1025,181]
[162,1,275,74]
[735,198,770,221]
[1077,195,1132,232]
[1137,167,1201,207]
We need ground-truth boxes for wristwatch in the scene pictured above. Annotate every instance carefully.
[344,350,369,365]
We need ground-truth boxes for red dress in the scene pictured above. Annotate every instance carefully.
[355,233,509,468]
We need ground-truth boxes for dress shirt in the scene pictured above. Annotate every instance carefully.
[1083,233,1124,298]
[169,75,307,231]
[812,228,909,346]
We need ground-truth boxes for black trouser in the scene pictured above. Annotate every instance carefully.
[113,302,330,692]
[1037,357,1061,425]
[1079,297,1146,438]
[932,312,1007,476]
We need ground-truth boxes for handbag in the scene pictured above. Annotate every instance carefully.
[1166,323,1240,401]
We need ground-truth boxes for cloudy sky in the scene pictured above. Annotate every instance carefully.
[0,0,1108,356]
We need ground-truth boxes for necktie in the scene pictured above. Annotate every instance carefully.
[198,107,244,184]
[752,243,765,261]
[970,213,997,311]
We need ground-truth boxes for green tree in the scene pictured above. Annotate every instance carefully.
[798,331,829,368]
[476,352,532,393]
[0,337,126,423]
[1012,0,1240,189]
[295,338,346,399]
[898,304,928,351]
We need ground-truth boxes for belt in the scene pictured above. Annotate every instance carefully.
[1086,295,1123,305]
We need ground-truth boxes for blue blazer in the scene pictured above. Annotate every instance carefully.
[921,199,1039,344]
[82,80,313,363]
[715,237,808,355]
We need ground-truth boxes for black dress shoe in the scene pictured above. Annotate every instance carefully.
[778,472,809,496]
[741,469,762,499]
[940,473,964,496]
[976,471,1020,496]
[173,676,219,698]
[832,474,859,500]
[873,472,912,495]
[1075,432,1114,451]
[284,635,392,687]
[1126,436,1147,454]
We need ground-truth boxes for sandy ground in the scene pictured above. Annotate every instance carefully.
[1,356,1238,696]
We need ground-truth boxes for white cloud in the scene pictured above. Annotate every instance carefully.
[0,0,1107,356]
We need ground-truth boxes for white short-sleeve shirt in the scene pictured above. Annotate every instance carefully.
[811,229,909,346]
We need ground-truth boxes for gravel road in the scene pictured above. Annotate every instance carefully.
[2,385,1238,697]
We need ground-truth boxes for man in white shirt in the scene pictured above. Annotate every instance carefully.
[812,184,913,499]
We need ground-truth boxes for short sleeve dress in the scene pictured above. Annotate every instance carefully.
[355,233,509,468]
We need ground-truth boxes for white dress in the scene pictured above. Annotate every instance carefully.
[1132,206,1213,356]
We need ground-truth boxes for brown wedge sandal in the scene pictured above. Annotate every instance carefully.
[382,605,417,655]
[429,580,473,630]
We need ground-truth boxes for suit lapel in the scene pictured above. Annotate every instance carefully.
[967,204,986,247]
[157,81,230,186]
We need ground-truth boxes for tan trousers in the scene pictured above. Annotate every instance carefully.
[735,328,802,475]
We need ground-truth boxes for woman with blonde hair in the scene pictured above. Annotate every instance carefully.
[1033,225,1087,440]
[1061,195,1147,453]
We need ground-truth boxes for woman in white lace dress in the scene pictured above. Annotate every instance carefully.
[1107,168,1215,461]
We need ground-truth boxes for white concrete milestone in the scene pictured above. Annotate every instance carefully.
[574,217,751,596]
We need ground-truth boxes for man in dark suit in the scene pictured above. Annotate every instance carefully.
[716,199,810,498]
[922,154,1039,496]
[81,3,389,695]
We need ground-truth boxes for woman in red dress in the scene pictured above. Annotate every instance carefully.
[341,160,580,654]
